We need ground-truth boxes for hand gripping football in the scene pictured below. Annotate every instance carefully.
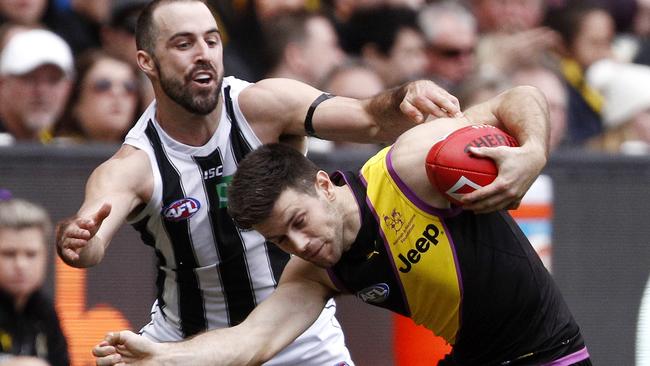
[425,124,519,205]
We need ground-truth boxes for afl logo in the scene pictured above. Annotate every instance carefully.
[356,283,390,304]
[162,198,201,221]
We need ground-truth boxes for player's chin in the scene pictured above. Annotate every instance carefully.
[311,254,339,269]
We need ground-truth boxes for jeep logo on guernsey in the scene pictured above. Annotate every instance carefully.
[397,223,440,273]
[162,198,201,221]
[357,283,390,304]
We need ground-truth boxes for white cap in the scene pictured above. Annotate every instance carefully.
[586,59,650,127]
[0,29,73,77]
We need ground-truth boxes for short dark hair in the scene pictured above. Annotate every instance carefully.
[135,0,208,54]
[263,10,320,70]
[543,0,607,47]
[228,144,320,229]
[340,5,421,56]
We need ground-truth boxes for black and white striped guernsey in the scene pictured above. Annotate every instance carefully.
[124,77,352,365]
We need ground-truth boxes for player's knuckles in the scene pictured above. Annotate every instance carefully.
[96,354,121,366]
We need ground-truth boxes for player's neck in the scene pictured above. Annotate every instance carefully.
[155,97,223,147]
[337,184,362,252]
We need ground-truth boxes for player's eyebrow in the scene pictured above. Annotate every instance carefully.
[265,209,297,243]
[168,28,220,42]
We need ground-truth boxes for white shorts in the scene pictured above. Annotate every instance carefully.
[139,298,354,366]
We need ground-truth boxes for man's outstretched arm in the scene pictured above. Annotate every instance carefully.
[240,77,461,144]
[94,258,337,366]
[56,146,151,268]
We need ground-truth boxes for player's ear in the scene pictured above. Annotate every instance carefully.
[315,171,335,201]
[137,50,157,78]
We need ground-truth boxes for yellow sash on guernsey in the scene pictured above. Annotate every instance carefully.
[361,147,462,344]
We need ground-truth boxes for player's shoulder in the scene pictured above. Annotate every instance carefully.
[94,145,152,181]
[84,145,153,204]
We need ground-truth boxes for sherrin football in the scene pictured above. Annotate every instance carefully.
[425,124,519,206]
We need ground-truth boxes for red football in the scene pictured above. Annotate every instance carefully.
[425,125,518,206]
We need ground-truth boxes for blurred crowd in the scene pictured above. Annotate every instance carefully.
[0,0,650,154]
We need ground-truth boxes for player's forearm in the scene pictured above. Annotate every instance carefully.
[491,85,550,159]
[362,83,413,142]
[75,237,106,267]
[155,326,265,366]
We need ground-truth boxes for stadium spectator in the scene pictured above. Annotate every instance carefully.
[418,1,478,93]
[101,0,153,107]
[468,0,557,78]
[52,50,140,144]
[511,65,568,152]
[585,59,650,153]
[0,29,73,143]
[470,0,546,34]
[209,0,308,82]
[48,0,111,55]
[457,71,510,108]
[0,193,70,366]
[340,5,428,87]
[101,0,150,69]
[322,59,385,99]
[264,11,345,88]
[545,0,615,146]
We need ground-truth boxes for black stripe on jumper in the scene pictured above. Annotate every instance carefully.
[224,85,290,286]
[145,120,206,337]
[193,147,256,326]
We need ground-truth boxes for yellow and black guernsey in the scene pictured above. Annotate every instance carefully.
[328,147,590,365]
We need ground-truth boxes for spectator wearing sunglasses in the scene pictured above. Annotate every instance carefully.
[52,50,141,144]
[418,1,477,94]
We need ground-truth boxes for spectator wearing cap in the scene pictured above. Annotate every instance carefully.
[0,29,73,143]
[586,59,650,154]
[0,192,70,366]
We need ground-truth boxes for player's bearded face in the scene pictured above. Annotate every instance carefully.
[157,59,223,115]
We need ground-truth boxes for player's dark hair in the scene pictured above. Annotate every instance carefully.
[136,0,208,55]
[228,144,320,230]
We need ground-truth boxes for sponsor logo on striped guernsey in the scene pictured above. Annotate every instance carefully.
[162,198,201,221]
